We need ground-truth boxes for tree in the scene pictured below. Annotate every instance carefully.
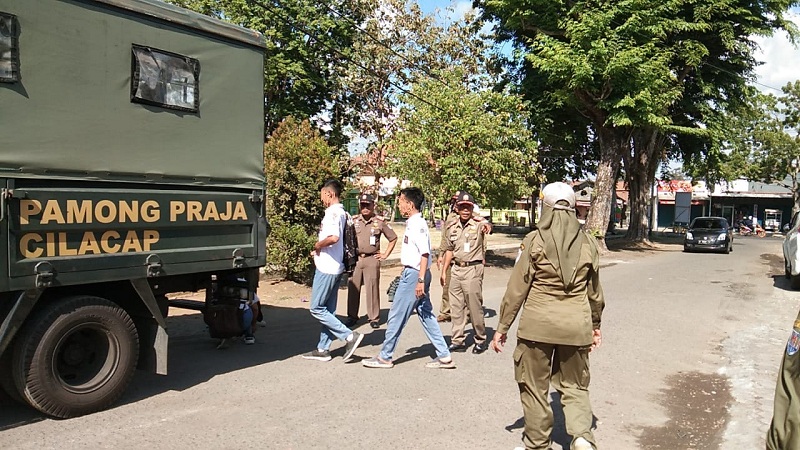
[384,70,537,211]
[167,0,366,138]
[735,85,800,215]
[264,118,342,281]
[480,0,799,247]
[341,1,506,183]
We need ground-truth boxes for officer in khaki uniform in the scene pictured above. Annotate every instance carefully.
[766,308,800,449]
[346,194,398,329]
[440,192,490,354]
[436,191,490,322]
[491,182,604,450]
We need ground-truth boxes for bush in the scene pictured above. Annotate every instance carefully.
[264,117,342,283]
[266,219,316,283]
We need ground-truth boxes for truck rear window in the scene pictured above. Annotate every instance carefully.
[130,45,199,112]
[0,12,19,83]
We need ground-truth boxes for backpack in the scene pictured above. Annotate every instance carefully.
[342,212,359,274]
[203,277,248,339]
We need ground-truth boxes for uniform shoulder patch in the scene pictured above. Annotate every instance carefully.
[788,329,800,356]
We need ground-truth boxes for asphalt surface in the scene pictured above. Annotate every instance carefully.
[0,234,796,449]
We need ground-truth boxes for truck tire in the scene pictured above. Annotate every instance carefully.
[10,296,139,418]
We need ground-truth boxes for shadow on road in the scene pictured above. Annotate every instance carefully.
[0,301,370,429]
[504,391,597,449]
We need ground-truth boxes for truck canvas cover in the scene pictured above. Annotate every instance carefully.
[0,0,266,190]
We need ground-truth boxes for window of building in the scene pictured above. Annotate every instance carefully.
[0,12,20,83]
[131,45,199,112]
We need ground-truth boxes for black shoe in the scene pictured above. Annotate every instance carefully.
[448,343,467,352]
[369,321,379,329]
[472,342,488,354]
[344,317,358,328]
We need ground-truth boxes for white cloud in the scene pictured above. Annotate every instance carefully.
[753,12,800,94]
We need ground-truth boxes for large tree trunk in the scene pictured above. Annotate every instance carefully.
[586,128,626,251]
[624,128,666,242]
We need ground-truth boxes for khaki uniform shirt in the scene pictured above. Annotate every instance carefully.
[443,217,486,263]
[353,214,397,255]
[497,230,605,347]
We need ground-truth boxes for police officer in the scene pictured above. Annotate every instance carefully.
[491,182,604,450]
[346,193,398,329]
[436,191,490,322]
[766,307,800,449]
[440,192,490,354]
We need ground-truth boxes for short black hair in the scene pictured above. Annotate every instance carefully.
[400,187,424,211]
[321,178,342,198]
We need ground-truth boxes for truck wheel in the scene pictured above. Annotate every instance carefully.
[10,296,139,418]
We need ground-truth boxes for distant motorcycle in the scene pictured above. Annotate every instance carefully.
[740,223,766,237]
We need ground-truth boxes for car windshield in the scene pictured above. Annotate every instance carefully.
[692,218,726,229]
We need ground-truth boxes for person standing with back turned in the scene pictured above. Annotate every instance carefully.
[766,306,800,450]
[362,187,455,369]
[491,182,604,450]
[302,179,364,362]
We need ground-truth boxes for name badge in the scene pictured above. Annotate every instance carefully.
[370,236,377,246]
[464,242,470,252]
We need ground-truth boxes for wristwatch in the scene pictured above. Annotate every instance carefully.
[417,278,424,283]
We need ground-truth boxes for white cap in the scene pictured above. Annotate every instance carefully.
[542,182,576,211]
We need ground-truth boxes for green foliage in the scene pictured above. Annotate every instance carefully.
[166,0,366,137]
[729,85,800,214]
[384,70,537,208]
[264,118,341,281]
[266,218,317,281]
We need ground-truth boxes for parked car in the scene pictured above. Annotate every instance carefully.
[684,216,733,254]
[783,212,800,289]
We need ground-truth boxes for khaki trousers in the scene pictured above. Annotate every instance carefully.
[514,339,596,450]
[449,264,485,345]
[439,263,452,317]
[346,256,381,322]
[766,312,800,450]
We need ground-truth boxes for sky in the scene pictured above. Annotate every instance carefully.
[419,1,800,95]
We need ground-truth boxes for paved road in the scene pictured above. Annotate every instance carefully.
[0,235,796,449]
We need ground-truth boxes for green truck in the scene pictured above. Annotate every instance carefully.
[0,0,267,417]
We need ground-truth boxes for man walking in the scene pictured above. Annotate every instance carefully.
[362,187,454,369]
[346,193,398,329]
[302,179,364,362]
[440,192,490,354]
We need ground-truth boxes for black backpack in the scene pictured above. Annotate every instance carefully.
[342,212,359,274]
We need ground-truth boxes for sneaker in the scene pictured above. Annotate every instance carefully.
[343,331,364,361]
[362,357,393,368]
[573,437,594,450]
[244,335,256,345]
[301,349,332,361]
[425,358,456,369]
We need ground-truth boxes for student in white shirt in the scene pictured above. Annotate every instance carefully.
[302,179,364,362]
[362,187,454,369]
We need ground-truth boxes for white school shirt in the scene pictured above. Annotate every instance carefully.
[400,212,432,271]
[314,203,345,275]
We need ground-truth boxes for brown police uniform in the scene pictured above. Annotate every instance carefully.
[766,308,800,450]
[444,214,488,347]
[438,211,459,319]
[346,213,397,323]
[497,230,604,450]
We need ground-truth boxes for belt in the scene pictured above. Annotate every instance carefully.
[454,260,483,267]
[359,252,376,257]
